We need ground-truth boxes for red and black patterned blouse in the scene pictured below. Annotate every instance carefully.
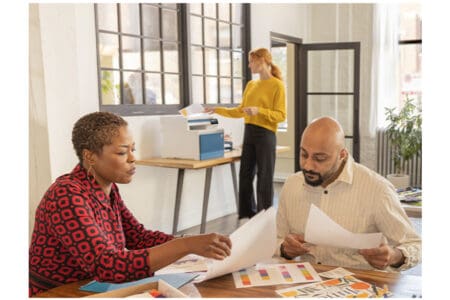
[29,164,173,296]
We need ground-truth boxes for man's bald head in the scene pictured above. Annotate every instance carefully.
[301,117,346,152]
[299,116,348,187]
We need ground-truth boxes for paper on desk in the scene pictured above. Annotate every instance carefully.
[317,267,354,279]
[304,204,383,249]
[197,207,277,282]
[155,254,207,275]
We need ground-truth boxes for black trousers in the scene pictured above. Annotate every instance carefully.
[238,124,276,219]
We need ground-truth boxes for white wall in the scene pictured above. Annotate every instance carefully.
[29,3,378,239]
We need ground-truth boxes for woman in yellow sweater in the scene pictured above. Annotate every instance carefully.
[205,48,286,220]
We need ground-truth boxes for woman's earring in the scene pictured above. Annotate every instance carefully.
[87,164,97,182]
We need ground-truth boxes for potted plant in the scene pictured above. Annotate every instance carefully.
[384,96,422,189]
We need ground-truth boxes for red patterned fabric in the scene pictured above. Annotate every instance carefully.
[29,164,173,296]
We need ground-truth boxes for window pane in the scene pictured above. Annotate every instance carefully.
[272,45,287,84]
[231,4,242,23]
[219,50,231,76]
[145,73,162,104]
[163,42,179,73]
[97,4,117,32]
[218,3,230,21]
[191,46,203,75]
[232,51,243,77]
[219,22,230,48]
[204,3,216,18]
[99,33,119,69]
[162,8,178,41]
[192,76,204,104]
[121,36,141,70]
[164,74,180,104]
[307,49,354,93]
[232,25,242,49]
[162,3,176,9]
[190,16,202,45]
[190,3,202,15]
[205,48,217,75]
[123,72,143,104]
[400,3,421,40]
[142,5,159,38]
[101,70,120,105]
[204,19,217,47]
[307,95,354,135]
[143,39,161,71]
[120,4,140,35]
[233,78,243,103]
[400,44,422,104]
[205,77,218,104]
[220,78,231,104]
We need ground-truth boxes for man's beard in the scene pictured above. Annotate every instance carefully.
[303,170,324,186]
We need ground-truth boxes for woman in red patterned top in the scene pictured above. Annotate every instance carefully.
[29,112,232,296]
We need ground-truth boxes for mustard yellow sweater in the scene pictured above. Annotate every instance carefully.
[214,77,286,133]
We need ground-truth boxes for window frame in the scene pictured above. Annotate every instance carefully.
[94,3,250,116]
[188,3,251,107]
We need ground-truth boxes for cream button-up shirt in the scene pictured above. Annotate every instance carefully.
[276,156,421,271]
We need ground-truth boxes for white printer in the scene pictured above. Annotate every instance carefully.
[160,114,225,160]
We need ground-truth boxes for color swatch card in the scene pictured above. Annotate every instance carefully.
[276,275,392,298]
[232,262,321,288]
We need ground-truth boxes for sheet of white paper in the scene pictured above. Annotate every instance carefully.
[179,103,204,116]
[197,207,277,282]
[318,267,354,279]
[305,204,383,249]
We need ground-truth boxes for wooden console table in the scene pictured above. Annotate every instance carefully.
[136,146,289,234]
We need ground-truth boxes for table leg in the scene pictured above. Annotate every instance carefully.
[230,162,239,211]
[173,168,185,235]
[200,167,213,233]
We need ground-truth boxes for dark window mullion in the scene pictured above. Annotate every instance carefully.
[180,4,190,107]
[399,39,422,45]
[159,6,165,105]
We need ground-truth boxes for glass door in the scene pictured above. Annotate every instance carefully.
[295,42,360,172]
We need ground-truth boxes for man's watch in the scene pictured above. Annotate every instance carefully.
[390,247,407,268]
[280,244,293,260]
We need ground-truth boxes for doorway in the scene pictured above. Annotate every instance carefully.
[270,33,302,181]
[271,33,361,176]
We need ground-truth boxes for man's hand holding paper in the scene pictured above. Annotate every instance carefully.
[358,243,405,270]
[281,233,311,259]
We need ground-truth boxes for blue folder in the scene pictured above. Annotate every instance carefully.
[79,272,198,293]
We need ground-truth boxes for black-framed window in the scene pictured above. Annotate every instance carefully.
[189,3,248,105]
[399,3,421,107]
[95,3,250,116]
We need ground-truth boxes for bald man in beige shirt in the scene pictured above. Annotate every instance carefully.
[276,117,421,271]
